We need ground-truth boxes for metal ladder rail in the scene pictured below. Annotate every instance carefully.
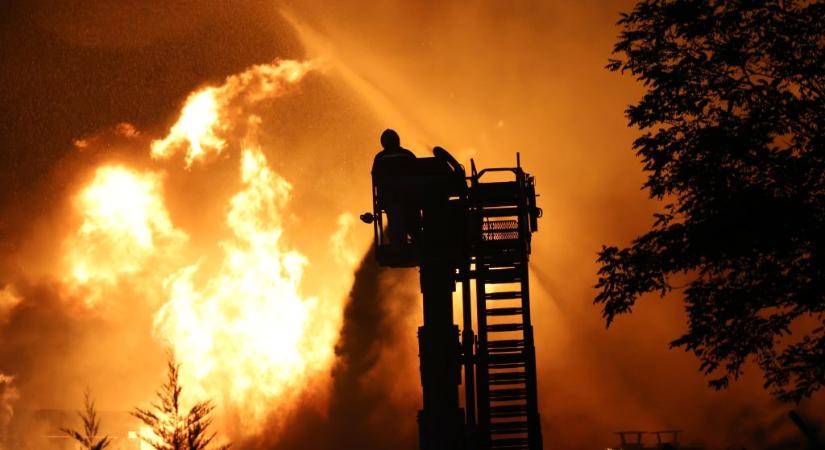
[518,261,542,450]
[475,257,492,450]
[480,259,530,450]
[474,246,531,447]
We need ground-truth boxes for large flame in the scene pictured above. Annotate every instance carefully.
[154,145,334,429]
[65,166,187,305]
[58,59,346,437]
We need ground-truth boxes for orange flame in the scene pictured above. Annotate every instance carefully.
[155,146,335,429]
[150,88,224,166]
[150,60,314,168]
[65,166,186,305]
[60,59,348,437]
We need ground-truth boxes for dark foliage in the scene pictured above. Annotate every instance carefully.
[61,389,111,450]
[597,0,824,401]
[131,357,229,450]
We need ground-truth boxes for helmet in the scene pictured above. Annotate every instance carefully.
[380,129,400,150]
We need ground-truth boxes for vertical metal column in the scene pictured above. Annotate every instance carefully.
[461,263,477,436]
[475,262,491,450]
[418,262,462,450]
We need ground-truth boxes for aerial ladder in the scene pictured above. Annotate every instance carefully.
[362,149,543,450]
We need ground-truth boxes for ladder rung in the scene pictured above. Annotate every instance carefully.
[490,421,530,433]
[486,307,523,316]
[488,339,525,348]
[491,439,529,450]
[488,340,526,352]
[489,372,527,385]
[491,437,530,446]
[489,362,526,370]
[487,323,524,332]
[489,348,525,356]
[491,444,528,450]
[489,388,527,401]
[484,268,522,283]
[477,253,524,265]
[489,405,527,418]
[488,353,526,364]
[485,291,522,300]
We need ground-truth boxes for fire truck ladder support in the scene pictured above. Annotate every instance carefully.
[365,149,543,450]
[469,163,542,450]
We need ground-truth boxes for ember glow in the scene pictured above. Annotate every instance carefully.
[57,59,343,435]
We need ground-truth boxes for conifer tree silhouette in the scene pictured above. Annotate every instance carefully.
[132,356,229,450]
[61,389,111,450]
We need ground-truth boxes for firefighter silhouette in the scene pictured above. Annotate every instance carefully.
[371,129,420,249]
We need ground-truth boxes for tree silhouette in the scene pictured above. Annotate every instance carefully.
[597,0,824,401]
[61,389,111,450]
[132,356,229,450]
